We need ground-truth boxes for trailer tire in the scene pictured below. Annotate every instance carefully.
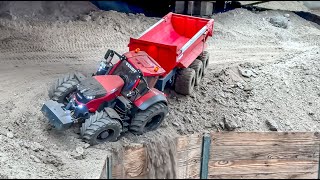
[130,102,168,135]
[174,68,196,95]
[198,51,209,76]
[81,111,122,145]
[189,59,203,85]
[48,72,80,105]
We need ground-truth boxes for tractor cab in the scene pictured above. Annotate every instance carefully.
[96,49,165,101]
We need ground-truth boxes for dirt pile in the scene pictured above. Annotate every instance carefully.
[240,1,310,11]
[0,1,319,179]
[0,1,98,21]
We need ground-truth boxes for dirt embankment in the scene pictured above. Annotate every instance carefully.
[0,1,319,179]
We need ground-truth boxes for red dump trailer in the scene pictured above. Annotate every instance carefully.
[129,12,214,93]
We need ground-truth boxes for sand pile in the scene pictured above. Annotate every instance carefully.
[0,1,98,21]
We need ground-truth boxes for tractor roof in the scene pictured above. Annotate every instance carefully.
[124,50,166,77]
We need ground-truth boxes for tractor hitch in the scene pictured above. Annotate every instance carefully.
[41,100,74,130]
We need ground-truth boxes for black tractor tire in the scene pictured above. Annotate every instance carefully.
[174,68,196,95]
[197,51,209,76]
[189,59,204,86]
[81,111,122,145]
[130,102,168,135]
[48,72,80,104]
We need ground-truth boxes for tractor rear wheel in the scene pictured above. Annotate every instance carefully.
[189,59,204,86]
[48,72,81,105]
[198,51,209,76]
[174,68,196,95]
[130,102,168,135]
[81,111,122,145]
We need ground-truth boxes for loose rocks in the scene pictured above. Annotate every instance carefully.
[269,16,289,29]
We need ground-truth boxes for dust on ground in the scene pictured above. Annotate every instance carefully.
[0,1,319,178]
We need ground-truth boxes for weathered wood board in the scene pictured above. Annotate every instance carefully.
[209,132,320,179]
[100,132,320,179]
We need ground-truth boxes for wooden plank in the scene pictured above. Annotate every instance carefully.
[176,133,203,179]
[100,157,108,179]
[110,134,202,179]
[111,134,203,179]
[123,146,147,178]
[124,145,147,179]
[209,132,320,179]
[185,159,318,179]
[111,164,124,179]
[111,144,147,179]
[209,172,317,179]
[177,146,202,165]
[209,159,318,175]
[176,133,203,151]
[318,144,320,179]
[211,145,319,161]
[211,132,320,146]
[177,160,202,179]
[107,132,320,179]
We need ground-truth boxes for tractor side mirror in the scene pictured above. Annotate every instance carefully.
[104,49,114,63]
[104,49,111,59]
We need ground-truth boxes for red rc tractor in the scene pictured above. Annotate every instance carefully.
[41,13,214,145]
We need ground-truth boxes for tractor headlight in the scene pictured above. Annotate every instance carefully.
[96,60,109,75]
[85,95,95,100]
[99,60,107,69]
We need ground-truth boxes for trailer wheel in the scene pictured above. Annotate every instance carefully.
[81,111,122,145]
[189,59,204,85]
[198,51,209,76]
[48,72,80,105]
[130,102,168,135]
[174,68,196,95]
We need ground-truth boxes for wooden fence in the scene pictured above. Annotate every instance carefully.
[100,132,320,179]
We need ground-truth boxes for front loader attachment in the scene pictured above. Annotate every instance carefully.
[41,100,74,130]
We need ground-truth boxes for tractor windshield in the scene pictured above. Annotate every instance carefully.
[111,60,140,96]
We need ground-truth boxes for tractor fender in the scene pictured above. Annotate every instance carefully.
[134,88,168,111]
[104,107,122,121]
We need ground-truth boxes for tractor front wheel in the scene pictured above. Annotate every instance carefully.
[81,111,122,145]
[130,102,168,135]
[48,72,81,105]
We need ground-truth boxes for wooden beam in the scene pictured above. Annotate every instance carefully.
[176,133,203,179]
[211,132,320,146]
[103,132,320,179]
[210,159,318,174]
[110,133,203,179]
[211,145,319,160]
[209,172,318,179]
[111,144,147,179]
[209,132,320,179]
